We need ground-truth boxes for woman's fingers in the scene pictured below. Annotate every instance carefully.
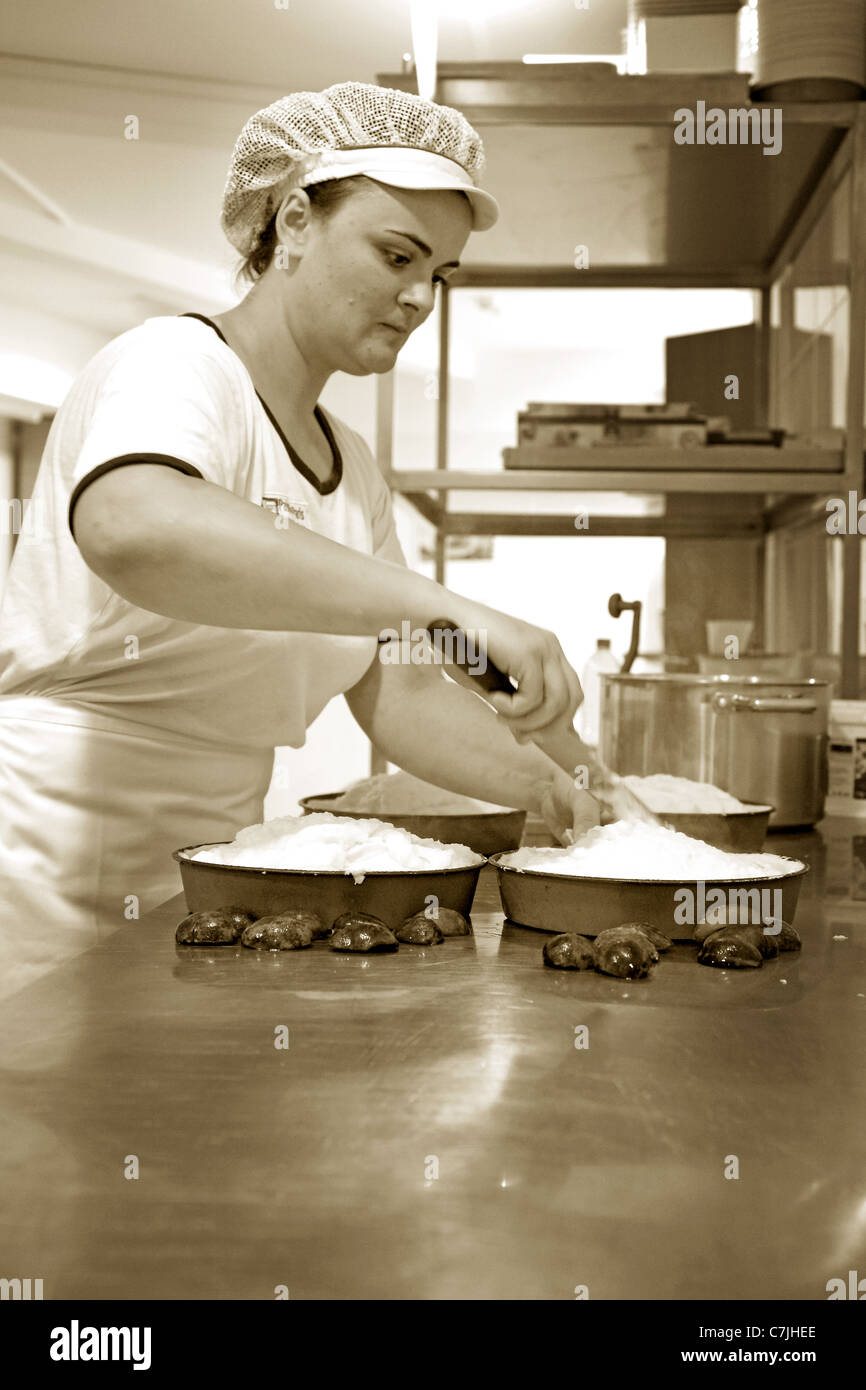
[536,776,601,847]
[506,663,570,733]
[494,642,546,716]
[479,614,584,738]
[565,666,584,722]
[491,643,579,736]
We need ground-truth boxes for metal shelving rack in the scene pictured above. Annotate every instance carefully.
[374,65,865,698]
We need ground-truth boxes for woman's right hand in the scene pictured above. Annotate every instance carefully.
[445,602,584,742]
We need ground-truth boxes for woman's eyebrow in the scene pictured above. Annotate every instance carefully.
[383,229,461,269]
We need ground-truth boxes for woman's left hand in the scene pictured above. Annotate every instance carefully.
[536,770,601,847]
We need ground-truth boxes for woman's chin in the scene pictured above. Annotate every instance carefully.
[344,342,400,375]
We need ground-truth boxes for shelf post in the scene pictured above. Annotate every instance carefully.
[434,283,450,586]
[841,106,866,698]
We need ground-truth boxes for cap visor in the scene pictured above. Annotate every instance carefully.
[367,172,499,230]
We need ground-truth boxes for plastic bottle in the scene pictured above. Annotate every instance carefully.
[578,638,620,747]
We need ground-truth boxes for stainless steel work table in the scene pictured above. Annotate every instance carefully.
[2,819,865,1301]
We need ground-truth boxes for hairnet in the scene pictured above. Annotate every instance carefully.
[221,81,499,255]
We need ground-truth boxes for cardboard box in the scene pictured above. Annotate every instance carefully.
[826,700,866,816]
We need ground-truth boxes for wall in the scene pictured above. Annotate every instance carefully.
[0,305,105,405]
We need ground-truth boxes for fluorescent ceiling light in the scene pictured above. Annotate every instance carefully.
[435,0,530,17]
[410,1,438,100]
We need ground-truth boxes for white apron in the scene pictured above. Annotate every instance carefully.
[0,315,407,1000]
[0,695,274,1001]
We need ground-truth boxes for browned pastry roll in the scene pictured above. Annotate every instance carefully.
[396,914,444,945]
[175,907,256,945]
[240,913,315,951]
[426,907,472,936]
[729,924,780,960]
[542,933,596,970]
[774,920,802,951]
[615,921,672,951]
[592,925,659,979]
[330,912,399,953]
[697,929,763,969]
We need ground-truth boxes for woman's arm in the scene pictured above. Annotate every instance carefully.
[73,463,583,739]
[73,465,462,636]
[344,647,600,842]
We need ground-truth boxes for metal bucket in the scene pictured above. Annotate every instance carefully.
[599,675,829,829]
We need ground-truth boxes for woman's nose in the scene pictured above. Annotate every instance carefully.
[398,279,435,319]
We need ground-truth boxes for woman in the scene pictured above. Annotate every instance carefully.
[0,82,596,999]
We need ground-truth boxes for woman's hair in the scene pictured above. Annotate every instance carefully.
[236,175,371,285]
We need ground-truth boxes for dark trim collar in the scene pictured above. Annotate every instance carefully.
[179,312,343,497]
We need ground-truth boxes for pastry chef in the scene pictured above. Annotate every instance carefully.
[0,82,596,998]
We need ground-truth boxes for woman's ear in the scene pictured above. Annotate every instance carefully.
[273,186,313,264]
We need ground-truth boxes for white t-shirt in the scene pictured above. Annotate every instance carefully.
[0,313,407,749]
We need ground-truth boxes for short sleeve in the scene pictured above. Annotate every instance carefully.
[369,462,407,567]
[68,323,241,531]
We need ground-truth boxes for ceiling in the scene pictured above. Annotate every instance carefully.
[0,0,630,391]
[0,2,627,87]
[4,3,837,409]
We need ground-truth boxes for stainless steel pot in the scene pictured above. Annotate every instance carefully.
[599,675,829,829]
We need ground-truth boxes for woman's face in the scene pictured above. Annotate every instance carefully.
[271,179,474,376]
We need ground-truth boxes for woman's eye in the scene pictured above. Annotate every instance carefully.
[384,249,446,286]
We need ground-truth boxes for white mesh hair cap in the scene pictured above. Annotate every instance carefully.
[221,81,499,256]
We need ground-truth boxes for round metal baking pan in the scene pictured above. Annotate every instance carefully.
[299,792,526,856]
[489,853,808,941]
[656,802,774,853]
[174,843,485,927]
